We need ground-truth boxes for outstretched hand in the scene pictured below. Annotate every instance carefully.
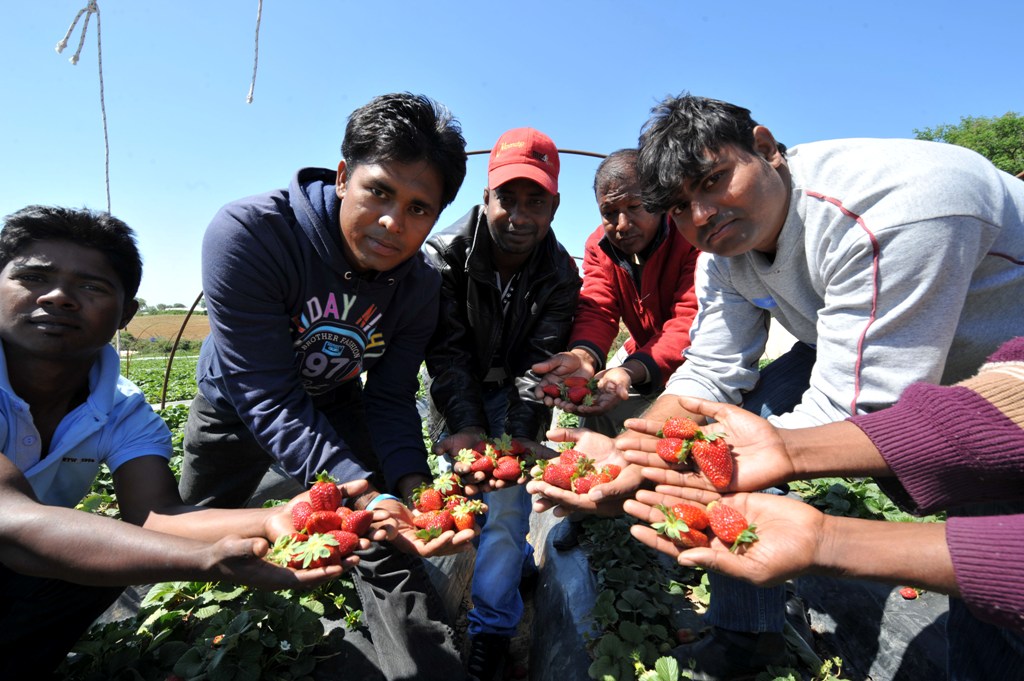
[381,499,478,557]
[622,395,797,493]
[526,428,639,516]
[209,535,349,589]
[624,490,825,588]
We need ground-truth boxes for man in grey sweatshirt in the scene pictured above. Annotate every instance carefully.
[631,94,1024,680]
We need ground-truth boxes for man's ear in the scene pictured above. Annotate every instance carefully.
[752,126,785,168]
[336,160,349,200]
[482,186,490,206]
[120,298,139,330]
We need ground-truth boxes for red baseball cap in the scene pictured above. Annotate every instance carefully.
[488,127,560,195]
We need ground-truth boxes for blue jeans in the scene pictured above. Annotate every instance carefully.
[453,384,537,638]
[705,341,815,633]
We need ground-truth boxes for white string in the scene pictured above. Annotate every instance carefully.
[55,1,112,213]
[246,0,263,104]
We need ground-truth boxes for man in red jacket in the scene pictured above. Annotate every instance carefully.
[533,148,700,435]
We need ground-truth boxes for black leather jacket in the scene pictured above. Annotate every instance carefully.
[424,205,582,440]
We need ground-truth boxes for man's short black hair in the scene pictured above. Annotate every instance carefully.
[0,205,143,303]
[637,93,787,214]
[342,93,468,210]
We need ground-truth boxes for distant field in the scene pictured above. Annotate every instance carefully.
[125,313,210,342]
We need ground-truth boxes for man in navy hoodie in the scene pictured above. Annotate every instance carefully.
[178,93,471,680]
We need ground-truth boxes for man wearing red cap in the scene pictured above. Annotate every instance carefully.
[424,127,582,680]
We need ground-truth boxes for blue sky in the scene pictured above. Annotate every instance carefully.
[3,1,1022,305]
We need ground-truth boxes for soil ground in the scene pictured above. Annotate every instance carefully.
[124,312,210,342]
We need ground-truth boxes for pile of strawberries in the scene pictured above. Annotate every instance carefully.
[455,433,534,485]
[534,448,621,494]
[269,472,374,570]
[655,416,734,489]
[541,376,596,406]
[653,500,758,553]
[411,471,486,541]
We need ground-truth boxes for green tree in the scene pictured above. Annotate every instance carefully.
[914,112,1024,176]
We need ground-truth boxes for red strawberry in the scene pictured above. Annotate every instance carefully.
[492,455,524,481]
[444,494,469,511]
[656,437,688,464]
[451,499,484,532]
[541,461,575,490]
[306,510,343,534]
[572,471,608,495]
[413,484,444,513]
[652,505,710,548]
[299,533,343,569]
[291,501,314,533]
[707,502,758,551]
[563,376,590,389]
[542,384,562,398]
[666,503,709,531]
[566,386,592,405]
[602,464,622,479]
[414,510,456,541]
[661,416,699,440]
[309,471,342,512]
[899,587,919,600]
[341,509,373,536]
[559,448,586,467]
[691,433,733,489]
[326,529,360,558]
[471,455,496,475]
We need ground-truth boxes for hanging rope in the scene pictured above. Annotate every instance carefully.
[55,1,112,213]
[246,0,264,104]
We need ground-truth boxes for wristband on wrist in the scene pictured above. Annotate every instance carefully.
[366,493,402,511]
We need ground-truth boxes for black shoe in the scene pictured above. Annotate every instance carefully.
[671,627,794,680]
[551,519,583,551]
[466,633,510,681]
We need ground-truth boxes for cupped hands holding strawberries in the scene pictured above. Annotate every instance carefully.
[531,349,632,416]
[267,472,393,572]
[447,432,555,495]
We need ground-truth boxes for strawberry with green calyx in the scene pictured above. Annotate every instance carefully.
[267,532,305,567]
[665,502,709,531]
[651,504,710,548]
[537,459,575,490]
[414,509,456,541]
[602,464,622,479]
[297,532,343,569]
[706,501,758,552]
[291,500,314,533]
[656,437,689,464]
[325,530,360,558]
[691,431,734,489]
[433,471,465,500]
[412,483,444,513]
[571,470,611,495]
[660,416,699,440]
[341,509,373,537]
[558,448,586,467]
[309,471,342,512]
[563,376,590,389]
[444,494,469,511]
[451,499,485,532]
[566,385,593,405]
[541,384,562,398]
[457,447,496,475]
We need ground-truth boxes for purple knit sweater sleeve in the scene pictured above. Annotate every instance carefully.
[849,336,1024,634]
[947,515,1024,634]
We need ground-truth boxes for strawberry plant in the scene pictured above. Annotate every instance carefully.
[60,579,359,680]
[789,477,944,523]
